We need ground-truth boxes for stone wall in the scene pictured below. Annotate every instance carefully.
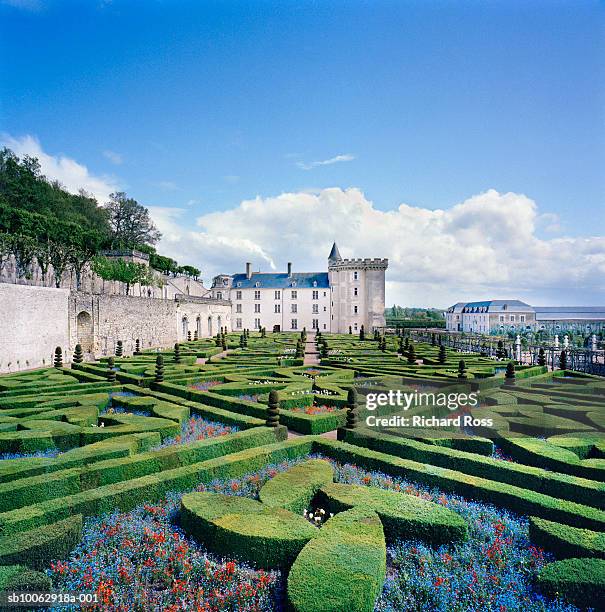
[0,282,232,372]
[0,284,70,373]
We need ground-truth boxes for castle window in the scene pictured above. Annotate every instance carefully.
[354,306,358,314]
[254,303,261,313]
[274,291,280,299]
[254,318,261,329]
[236,304,242,313]
[354,323,358,331]
[236,291,242,300]
[312,318,319,329]
[216,292,222,299]
[520,315,525,322]
[254,290,261,300]
[291,290,297,299]
[324,292,326,297]
[291,304,297,313]
[510,315,515,322]
[291,319,298,330]
[274,304,280,313]
[312,304,319,314]
[236,318,242,329]
[353,271,358,280]
[354,288,358,296]
[312,290,318,299]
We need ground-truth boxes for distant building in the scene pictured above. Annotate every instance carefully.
[211,243,388,333]
[446,300,605,335]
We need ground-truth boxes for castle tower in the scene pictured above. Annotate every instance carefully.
[328,242,388,333]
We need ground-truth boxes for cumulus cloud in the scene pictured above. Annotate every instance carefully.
[149,187,605,307]
[1,134,119,203]
[296,154,355,170]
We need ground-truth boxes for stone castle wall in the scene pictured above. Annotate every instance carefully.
[0,283,231,373]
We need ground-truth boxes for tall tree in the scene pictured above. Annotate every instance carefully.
[105,192,161,249]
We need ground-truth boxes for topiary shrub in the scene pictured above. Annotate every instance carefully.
[72,344,83,364]
[174,343,181,364]
[115,340,123,357]
[458,359,467,378]
[266,390,280,427]
[407,343,416,365]
[438,344,446,365]
[345,388,358,430]
[529,516,605,560]
[53,346,63,369]
[106,357,116,382]
[560,350,568,371]
[154,355,164,383]
[0,564,52,592]
[134,339,141,355]
[505,361,516,382]
[538,347,546,367]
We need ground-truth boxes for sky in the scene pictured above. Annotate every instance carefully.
[1,0,604,307]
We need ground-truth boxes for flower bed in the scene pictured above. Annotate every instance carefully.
[153,415,237,449]
[290,404,338,416]
[46,457,579,611]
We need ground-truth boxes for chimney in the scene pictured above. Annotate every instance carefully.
[246,262,252,280]
[287,262,292,277]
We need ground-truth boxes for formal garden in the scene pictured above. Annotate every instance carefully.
[0,330,604,611]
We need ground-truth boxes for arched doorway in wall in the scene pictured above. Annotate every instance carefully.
[208,316,213,337]
[196,316,202,338]
[182,316,189,339]
[77,311,94,353]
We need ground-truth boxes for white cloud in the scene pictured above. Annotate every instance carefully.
[296,154,355,171]
[102,149,123,165]
[152,180,179,191]
[148,187,605,307]
[1,134,119,203]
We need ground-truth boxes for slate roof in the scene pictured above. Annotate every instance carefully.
[230,272,329,289]
[534,307,605,321]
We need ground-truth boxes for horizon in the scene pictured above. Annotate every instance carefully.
[1,0,603,307]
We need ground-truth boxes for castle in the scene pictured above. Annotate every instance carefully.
[210,243,388,334]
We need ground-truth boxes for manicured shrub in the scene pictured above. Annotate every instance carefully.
[72,344,84,364]
[538,347,546,366]
[287,506,386,612]
[154,355,164,383]
[106,357,116,383]
[53,347,63,369]
[505,361,516,381]
[174,343,181,364]
[0,514,83,570]
[438,344,446,364]
[535,557,605,609]
[345,388,357,430]
[266,390,280,427]
[115,341,123,357]
[318,482,468,545]
[458,359,466,378]
[0,564,52,591]
[529,516,605,560]
[259,459,334,513]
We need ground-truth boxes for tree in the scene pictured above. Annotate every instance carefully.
[457,359,467,378]
[438,344,447,365]
[349,326,352,335]
[559,350,568,370]
[115,340,123,357]
[359,325,365,341]
[407,343,416,365]
[179,265,201,280]
[538,347,546,367]
[53,346,63,368]
[154,355,164,383]
[134,339,141,356]
[345,388,358,429]
[505,361,516,381]
[91,256,156,295]
[174,343,181,364]
[266,390,280,427]
[73,344,83,364]
[105,192,161,248]
[106,357,117,383]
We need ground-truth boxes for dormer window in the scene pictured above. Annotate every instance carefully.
[237,282,242,287]
[255,281,261,288]
[502,304,508,310]
[223,279,228,286]
[313,280,317,287]
[291,281,297,287]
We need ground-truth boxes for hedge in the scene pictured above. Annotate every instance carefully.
[535,558,605,609]
[0,564,52,592]
[340,429,605,510]
[180,491,317,569]
[313,439,605,531]
[317,482,467,545]
[259,459,334,513]
[0,427,287,512]
[287,507,386,612]
[0,514,83,570]
[0,437,314,536]
[529,516,605,560]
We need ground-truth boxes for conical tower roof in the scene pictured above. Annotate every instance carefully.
[328,242,342,263]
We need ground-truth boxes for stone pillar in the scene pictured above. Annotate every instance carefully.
[515,335,522,362]
[592,334,597,352]
[554,334,559,349]
[563,334,569,349]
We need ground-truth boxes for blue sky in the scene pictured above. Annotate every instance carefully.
[1,0,604,306]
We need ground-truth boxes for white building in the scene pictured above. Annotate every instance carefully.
[211,243,388,333]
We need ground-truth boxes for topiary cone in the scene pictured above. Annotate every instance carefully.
[134,339,141,355]
[53,346,63,368]
[505,361,516,381]
[346,388,358,429]
[155,355,164,383]
[174,343,181,364]
[266,390,280,427]
[73,344,83,364]
[115,340,123,357]
[107,357,117,382]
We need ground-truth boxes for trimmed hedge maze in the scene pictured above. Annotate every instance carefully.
[0,330,603,610]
